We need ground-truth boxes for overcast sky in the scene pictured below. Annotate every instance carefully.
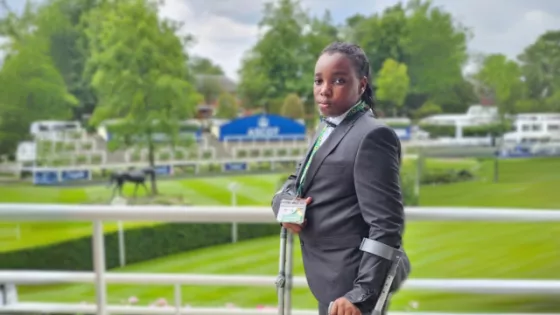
[2,0,560,80]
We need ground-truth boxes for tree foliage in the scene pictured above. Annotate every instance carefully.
[215,92,238,119]
[0,0,559,160]
[476,54,524,115]
[281,93,305,119]
[190,56,224,75]
[84,0,202,193]
[0,35,77,155]
[376,58,410,115]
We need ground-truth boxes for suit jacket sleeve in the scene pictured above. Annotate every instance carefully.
[271,160,303,218]
[344,126,405,307]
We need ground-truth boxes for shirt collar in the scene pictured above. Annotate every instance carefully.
[324,102,362,127]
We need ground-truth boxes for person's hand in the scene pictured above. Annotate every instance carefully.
[281,197,312,234]
[329,297,361,315]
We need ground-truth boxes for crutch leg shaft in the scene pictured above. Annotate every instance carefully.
[276,227,287,315]
[285,231,294,315]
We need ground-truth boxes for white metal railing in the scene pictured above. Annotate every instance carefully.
[0,205,559,315]
[2,271,560,295]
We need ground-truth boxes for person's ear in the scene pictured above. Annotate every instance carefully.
[360,76,368,94]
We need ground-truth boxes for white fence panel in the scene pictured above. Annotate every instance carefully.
[1,204,560,222]
[1,271,560,295]
[0,205,558,315]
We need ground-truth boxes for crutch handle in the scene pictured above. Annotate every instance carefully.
[327,301,334,315]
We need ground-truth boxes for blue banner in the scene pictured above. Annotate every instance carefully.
[61,170,90,182]
[393,126,412,140]
[33,171,59,185]
[155,165,172,175]
[224,162,248,172]
[219,114,306,141]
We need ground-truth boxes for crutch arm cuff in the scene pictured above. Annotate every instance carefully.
[359,238,402,262]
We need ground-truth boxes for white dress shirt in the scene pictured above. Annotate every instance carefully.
[318,104,357,146]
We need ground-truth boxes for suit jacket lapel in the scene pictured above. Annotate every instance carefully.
[296,122,326,183]
[300,112,365,197]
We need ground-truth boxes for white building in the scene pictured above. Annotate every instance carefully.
[504,113,560,143]
[419,105,499,139]
[502,113,560,156]
[29,120,83,142]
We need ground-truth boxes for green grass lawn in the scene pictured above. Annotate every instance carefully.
[17,222,560,312]
[420,157,560,209]
[0,156,478,253]
[0,173,281,252]
[3,157,560,312]
[2,157,559,252]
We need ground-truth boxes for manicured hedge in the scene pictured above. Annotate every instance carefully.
[0,222,280,270]
[419,121,513,138]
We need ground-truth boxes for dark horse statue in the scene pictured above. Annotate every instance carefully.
[108,167,156,198]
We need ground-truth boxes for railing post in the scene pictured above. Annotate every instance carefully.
[92,221,107,315]
[174,284,182,315]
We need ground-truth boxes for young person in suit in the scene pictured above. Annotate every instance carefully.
[271,42,411,315]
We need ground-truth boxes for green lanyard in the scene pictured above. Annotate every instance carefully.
[296,101,368,197]
[297,126,329,196]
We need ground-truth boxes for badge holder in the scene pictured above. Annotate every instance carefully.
[276,199,308,224]
[275,198,307,315]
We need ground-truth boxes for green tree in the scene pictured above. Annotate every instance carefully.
[518,30,560,100]
[34,0,99,121]
[1,0,99,121]
[299,10,340,127]
[196,76,224,104]
[281,93,305,119]
[347,0,470,112]
[85,0,202,194]
[432,79,478,114]
[543,91,560,112]
[0,36,77,155]
[237,0,308,110]
[215,92,238,119]
[401,0,469,96]
[0,0,36,43]
[413,100,442,119]
[346,4,408,78]
[376,58,410,116]
[189,56,224,75]
[476,54,524,115]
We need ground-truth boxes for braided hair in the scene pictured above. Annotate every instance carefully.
[321,42,376,114]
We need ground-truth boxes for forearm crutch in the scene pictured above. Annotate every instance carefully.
[275,227,295,315]
[328,238,403,315]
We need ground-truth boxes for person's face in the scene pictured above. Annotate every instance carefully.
[313,52,367,117]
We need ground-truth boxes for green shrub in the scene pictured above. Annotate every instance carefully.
[421,169,474,185]
[0,222,280,271]
[419,121,514,138]
[400,173,419,206]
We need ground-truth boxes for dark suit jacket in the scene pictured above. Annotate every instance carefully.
[271,109,411,312]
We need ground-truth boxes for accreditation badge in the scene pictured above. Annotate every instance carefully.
[277,199,307,224]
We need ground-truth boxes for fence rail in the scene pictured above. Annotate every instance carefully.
[3,303,560,315]
[0,205,559,315]
[1,271,560,295]
[1,204,560,222]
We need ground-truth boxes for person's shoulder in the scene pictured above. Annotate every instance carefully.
[356,111,399,140]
